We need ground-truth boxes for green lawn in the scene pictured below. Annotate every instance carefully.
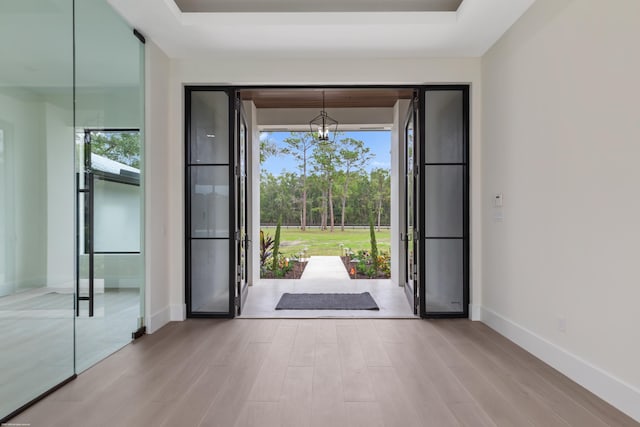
[260,227,390,257]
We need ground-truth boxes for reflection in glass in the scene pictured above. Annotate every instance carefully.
[191,240,230,313]
[425,239,464,313]
[426,91,464,163]
[190,92,229,164]
[190,167,230,238]
[74,0,144,373]
[0,0,75,418]
[425,166,463,238]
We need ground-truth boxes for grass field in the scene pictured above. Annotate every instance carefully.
[261,227,390,257]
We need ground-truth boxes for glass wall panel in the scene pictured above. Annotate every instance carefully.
[191,240,230,312]
[190,167,230,238]
[0,0,75,419]
[425,239,464,313]
[190,92,230,164]
[425,166,463,238]
[425,91,464,163]
[74,0,145,372]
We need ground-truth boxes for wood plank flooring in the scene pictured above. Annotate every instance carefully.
[10,319,639,427]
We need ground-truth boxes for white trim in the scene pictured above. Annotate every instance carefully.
[170,303,186,321]
[147,306,171,334]
[481,306,640,423]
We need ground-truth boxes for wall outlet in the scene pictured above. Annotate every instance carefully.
[557,317,567,333]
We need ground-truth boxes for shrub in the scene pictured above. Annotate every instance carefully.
[272,217,282,272]
[369,216,379,273]
[260,230,274,275]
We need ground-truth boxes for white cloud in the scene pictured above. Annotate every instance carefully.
[259,132,271,141]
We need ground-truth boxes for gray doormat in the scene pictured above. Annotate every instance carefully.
[275,292,379,310]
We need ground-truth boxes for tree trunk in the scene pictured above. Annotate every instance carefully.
[328,178,335,232]
[301,186,306,231]
[340,174,350,232]
[302,151,307,231]
[377,198,383,232]
[320,190,327,230]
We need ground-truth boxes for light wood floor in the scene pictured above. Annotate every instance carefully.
[11,319,638,427]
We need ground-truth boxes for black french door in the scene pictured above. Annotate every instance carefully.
[420,86,469,318]
[236,99,249,314]
[185,87,248,317]
[403,96,419,314]
[184,85,469,319]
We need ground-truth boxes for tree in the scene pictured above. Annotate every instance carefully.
[281,132,316,231]
[311,141,339,231]
[272,217,282,272]
[371,168,390,231]
[337,137,372,231]
[259,132,279,163]
[91,131,140,168]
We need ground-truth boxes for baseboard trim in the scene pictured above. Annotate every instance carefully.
[170,303,186,321]
[481,306,640,423]
[147,306,171,334]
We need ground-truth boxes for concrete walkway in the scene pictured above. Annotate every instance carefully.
[300,256,351,280]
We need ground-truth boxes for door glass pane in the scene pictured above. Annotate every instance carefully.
[0,0,75,418]
[190,92,229,164]
[425,239,464,313]
[426,91,464,163]
[75,0,144,372]
[425,166,463,238]
[191,240,230,313]
[405,109,415,306]
[190,166,230,238]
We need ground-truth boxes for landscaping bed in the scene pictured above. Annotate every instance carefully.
[340,254,390,280]
[261,260,308,279]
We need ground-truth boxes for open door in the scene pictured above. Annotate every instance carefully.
[403,97,419,314]
[235,97,249,314]
[185,88,236,317]
[185,87,250,318]
[422,87,469,318]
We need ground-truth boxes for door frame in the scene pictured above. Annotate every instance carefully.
[184,84,469,319]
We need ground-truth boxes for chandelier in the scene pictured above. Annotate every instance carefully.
[309,91,338,142]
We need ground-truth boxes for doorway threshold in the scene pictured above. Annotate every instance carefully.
[239,278,417,318]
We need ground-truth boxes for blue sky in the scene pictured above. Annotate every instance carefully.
[261,131,391,175]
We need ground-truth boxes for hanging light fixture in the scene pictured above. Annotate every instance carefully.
[309,91,338,142]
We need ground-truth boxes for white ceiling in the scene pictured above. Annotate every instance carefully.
[108,0,536,59]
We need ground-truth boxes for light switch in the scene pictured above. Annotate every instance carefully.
[494,193,503,207]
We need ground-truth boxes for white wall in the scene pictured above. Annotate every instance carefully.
[144,40,171,332]
[164,57,482,320]
[244,101,260,286]
[481,0,640,421]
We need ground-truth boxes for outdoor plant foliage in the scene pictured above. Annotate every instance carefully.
[369,215,379,273]
[271,217,282,272]
[260,230,274,275]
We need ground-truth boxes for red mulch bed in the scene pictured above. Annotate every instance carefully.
[340,256,390,280]
[261,261,308,279]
